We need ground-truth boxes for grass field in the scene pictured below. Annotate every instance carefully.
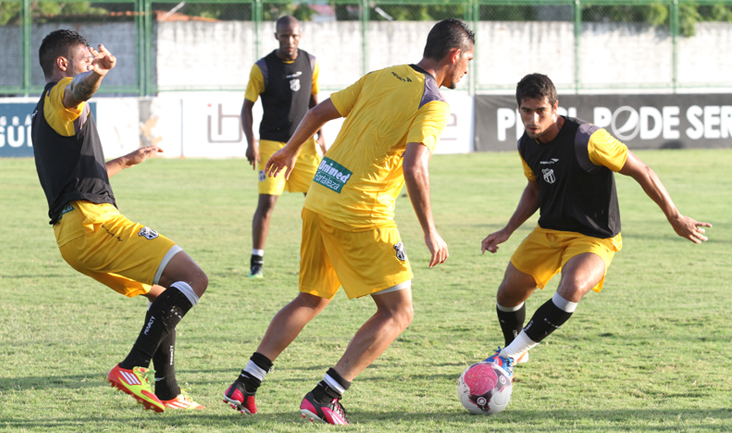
[0,150,730,432]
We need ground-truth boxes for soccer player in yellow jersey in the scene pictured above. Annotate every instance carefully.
[223,19,475,424]
[241,15,325,278]
[31,30,208,412]
[481,74,711,378]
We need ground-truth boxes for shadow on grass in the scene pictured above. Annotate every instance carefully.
[1,408,731,431]
[0,360,471,391]
[0,374,100,391]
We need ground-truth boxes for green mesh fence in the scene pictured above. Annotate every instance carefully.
[1,0,731,95]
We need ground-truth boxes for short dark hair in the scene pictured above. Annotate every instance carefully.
[275,15,299,30]
[39,29,89,79]
[423,19,475,61]
[516,73,557,107]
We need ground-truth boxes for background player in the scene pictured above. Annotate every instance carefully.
[481,73,711,376]
[32,29,208,412]
[222,19,474,424]
[242,15,325,278]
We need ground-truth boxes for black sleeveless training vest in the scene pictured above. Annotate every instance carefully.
[256,49,315,143]
[32,82,116,224]
[518,117,620,238]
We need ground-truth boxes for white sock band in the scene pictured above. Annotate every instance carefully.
[497,302,525,313]
[323,374,346,395]
[552,293,578,313]
[501,330,538,360]
[170,281,199,306]
[243,360,268,382]
[252,249,264,256]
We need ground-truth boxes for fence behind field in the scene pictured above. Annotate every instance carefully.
[2,0,732,95]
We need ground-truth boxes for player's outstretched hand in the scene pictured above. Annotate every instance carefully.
[425,231,448,268]
[88,44,116,76]
[245,141,259,170]
[482,229,511,254]
[125,146,164,168]
[670,214,712,244]
[265,147,298,180]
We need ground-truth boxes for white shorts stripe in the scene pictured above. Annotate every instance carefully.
[154,245,183,285]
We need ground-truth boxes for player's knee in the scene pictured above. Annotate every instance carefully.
[400,304,415,329]
[384,302,413,330]
[194,270,209,296]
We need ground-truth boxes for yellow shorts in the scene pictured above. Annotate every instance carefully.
[55,201,180,298]
[299,208,413,300]
[258,139,320,195]
[510,225,622,293]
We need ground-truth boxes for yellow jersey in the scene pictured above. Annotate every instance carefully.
[303,64,450,228]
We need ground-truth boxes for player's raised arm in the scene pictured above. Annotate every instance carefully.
[266,98,341,179]
[63,44,116,108]
[482,179,540,254]
[618,150,711,243]
[403,142,448,268]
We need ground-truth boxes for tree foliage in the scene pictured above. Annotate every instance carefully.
[1,0,731,36]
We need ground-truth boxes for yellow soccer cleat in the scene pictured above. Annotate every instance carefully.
[161,392,205,410]
[107,364,165,413]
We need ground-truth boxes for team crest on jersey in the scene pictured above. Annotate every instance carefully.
[393,242,406,261]
[139,227,159,240]
[290,78,301,92]
[259,170,266,182]
[542,168,556,184]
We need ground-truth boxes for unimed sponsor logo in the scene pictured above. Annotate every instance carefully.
[313,157,352,193]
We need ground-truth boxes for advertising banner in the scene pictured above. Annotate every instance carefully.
[177,91,474,158]
[475,94,732,151]
[0,102,97,158]
[0,103,36,157]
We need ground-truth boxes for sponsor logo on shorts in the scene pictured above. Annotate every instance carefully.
[259,170,266,182]
[542,168,556,184]
[393,242,406,261]
[139,227,159,240]
[60,204,74,215]
[313,157,352,193]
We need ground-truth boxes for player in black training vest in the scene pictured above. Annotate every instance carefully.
[241,15,325,278]
[482,73,711,377]
[32,29,208,412]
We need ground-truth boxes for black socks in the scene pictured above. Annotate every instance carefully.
[496,303,526,346]
[524,298,573,343]
[120,286,194,370]
[312,368,351,403]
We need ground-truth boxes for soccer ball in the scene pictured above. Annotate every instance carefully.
[457,361,512,415]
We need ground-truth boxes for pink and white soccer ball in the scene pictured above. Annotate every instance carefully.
[457,361,512,415]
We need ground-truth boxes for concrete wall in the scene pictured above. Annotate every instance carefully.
[2,21,731,92]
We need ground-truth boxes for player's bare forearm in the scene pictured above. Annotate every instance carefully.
[403,144,436,236]
[403,142,448,267]
[619,152,678,219]
[619,151,711,242]
[106,146,163,177]
[483,180,539,254]
[64,70,103,107]
[285,98,340,154]
[64,45,116,108]
[241,99,256,147]
[505,180,540,233]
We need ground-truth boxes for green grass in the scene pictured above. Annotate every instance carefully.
[0,150,730,432]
